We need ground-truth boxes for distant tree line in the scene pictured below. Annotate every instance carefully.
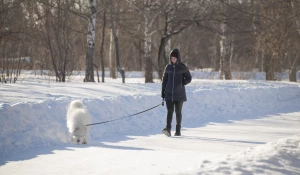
[1,0,300,83]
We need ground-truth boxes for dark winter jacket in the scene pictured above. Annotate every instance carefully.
[162,48,192,101]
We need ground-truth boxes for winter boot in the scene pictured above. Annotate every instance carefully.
[174,125,181,136]
[162,128,171,137]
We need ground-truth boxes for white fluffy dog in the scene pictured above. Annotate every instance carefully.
[67,100,91,144]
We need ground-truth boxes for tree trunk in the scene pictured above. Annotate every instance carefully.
[251,0,262,71]
[100,2,106,83]
[165,38,171,64]
[109,29,116,78]
[139,40,143,71]
[289,53,299,82]
[157,6,185,80]
[144,0,153,83]
[225,36,233,80]
[219,23,232,80]
[84,0,97,82]
[213,35,219,71]
[264,53,274,81]
[219,1,232,80]
[46,28,60,81]
[110,0,125,83]
[144,28,153,83]
[113,34,125,83]
[157,13,173,80]
[157,36,169,80]
[290,1,299,82]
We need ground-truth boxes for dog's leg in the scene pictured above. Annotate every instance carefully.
[82,135,87,144]
[83,136,87,144]
[82,127,88,144]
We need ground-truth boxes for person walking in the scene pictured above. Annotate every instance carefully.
[161,48,192,137]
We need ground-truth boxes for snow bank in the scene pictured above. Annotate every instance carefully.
[0,81,300,156]
[184,135,300,175]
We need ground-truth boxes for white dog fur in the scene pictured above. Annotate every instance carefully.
[67,100,91,144]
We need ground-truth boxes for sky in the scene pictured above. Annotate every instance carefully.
[0,71,300,175]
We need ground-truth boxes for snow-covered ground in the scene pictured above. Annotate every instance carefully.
[0,71,300,175]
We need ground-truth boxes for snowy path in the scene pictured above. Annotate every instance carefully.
[1,112,300,175]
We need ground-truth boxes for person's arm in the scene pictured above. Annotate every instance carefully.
[183,66,192,85]
[161,66,168,98]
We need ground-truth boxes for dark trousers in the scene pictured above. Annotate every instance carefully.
[165,100,184,129]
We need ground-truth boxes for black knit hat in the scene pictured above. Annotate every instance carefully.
[170,51,178,59]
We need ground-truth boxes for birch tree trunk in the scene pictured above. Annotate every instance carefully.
[127,0,156,82]
[84,0,97,82]
[219,22,232,80]
[165,7,173,62]
[219,0,232,80]
[144,0,153,83]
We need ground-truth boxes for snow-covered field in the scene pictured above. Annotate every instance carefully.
[0,71,300,175]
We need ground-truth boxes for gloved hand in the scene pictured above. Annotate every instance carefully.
[161,90,165,99]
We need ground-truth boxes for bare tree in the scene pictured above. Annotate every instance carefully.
[109,29,116,78]
[99,0,107,83]
[85,0,97,82]
[257,1,296,80]
[156,0,190,80]
[289,1,300,82]
[143,0,159,83]
[0,0,30,83]
[110,0,125,83]
[219,0,234,80]
[2,0,300,83]
[31,0,83,82]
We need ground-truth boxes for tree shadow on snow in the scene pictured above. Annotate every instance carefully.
[0,145,75,166]
[0,137,153,167]
[175,135,266,145]
[87,142,153,151]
